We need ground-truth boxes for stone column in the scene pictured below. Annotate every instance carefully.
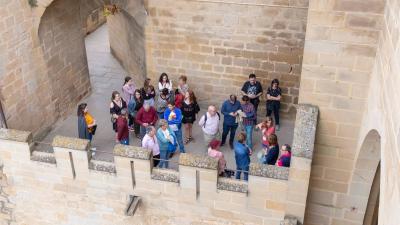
[0,129,32,174]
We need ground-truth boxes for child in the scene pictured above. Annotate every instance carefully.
[256,116,275,149]
[174,89,184,109]
[277,144,291,167]
[117,109,129,145]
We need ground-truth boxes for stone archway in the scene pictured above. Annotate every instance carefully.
[348,130,381,225]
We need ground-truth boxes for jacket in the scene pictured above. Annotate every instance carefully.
[164,108,182,127]
[221,100,242,125]
[116,116,129,141]
[135,107,158,126]
[156,94,172,113]
[156,127,177,151]
[78,116,90,140]
[234,141,250,168]
[264,145,279,165]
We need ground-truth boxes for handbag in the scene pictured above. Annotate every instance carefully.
[91,125,97,135]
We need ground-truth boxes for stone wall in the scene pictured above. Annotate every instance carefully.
[81,0,109,35]
[299,0,400,224]
[0,104,318,224]
[144,0,308,114]
[107,0,147,86]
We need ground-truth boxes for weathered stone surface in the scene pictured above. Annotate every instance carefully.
[30,151,56,164]
[249,163,289,180]
[179,153,218,170]
[89,160,117,174]
[52,135,89,151]
[291,104,318,159]
[0,128,32,143]
[217,177,248,193]
[280,215,298,225]
[151,168,179,183]
[113,144,151,160]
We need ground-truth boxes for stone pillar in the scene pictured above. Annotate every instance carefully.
[285,104,318,223]
[0,129,32,174]
[52,136,90,180]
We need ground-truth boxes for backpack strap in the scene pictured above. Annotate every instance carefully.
[203,113,208,128]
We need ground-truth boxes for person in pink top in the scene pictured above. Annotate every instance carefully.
[256,116,275,149]
[122,76,136,102]
[208,139,226,176]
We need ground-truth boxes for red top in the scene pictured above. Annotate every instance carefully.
[135,106,158,126]
[262,126,275,146]
[175,93,184,108]
[117,116,129,141]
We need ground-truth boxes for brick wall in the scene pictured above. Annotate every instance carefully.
[144,0,308,115]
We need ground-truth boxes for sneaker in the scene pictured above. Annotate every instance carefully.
[276,125,280,131]
[90,147,97,156]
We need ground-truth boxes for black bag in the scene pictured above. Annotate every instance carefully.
[91,125,97,135]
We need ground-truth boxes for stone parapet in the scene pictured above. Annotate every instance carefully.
[249,163,289,180]
[217,177,248,193]
[151,168,179,183]
[291,104,319,159]
[52,135,89,151]
[179,153,218,170]
[0,128,32,143]
[113,144,152,160]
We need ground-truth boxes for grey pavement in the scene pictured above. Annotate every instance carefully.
[35,24,295,170]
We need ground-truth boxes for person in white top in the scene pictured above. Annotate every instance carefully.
[142,126,160,167]
[198,105,221,150]
[158,73,173,93]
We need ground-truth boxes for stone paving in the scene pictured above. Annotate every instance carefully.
[37,24,295,170]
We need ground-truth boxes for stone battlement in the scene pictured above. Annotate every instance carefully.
[0,104,317,225]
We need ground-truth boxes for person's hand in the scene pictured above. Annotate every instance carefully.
[143,123,148,127]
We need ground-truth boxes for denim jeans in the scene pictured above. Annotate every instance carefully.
[158,150,169,168]
[221,123,238,146]
[244,125,253,149]
[140,126,146,139]
[120,138,129,145]
[235,166,249,181]
[173,128,185,153]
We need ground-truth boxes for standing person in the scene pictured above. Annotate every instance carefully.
[110,91,127,142]
[156,119,177,168]
[135,103,158,139]
[142,126,160,167]
[256,116,275,149]
[221,95,242,149]
[122,76,136,103]
[208,139,226,176]
[182,90,200,144]
[116,109,129,145]
[77,103,96,142]
[156,88,173,119]
[177,75,189,95]
[198,105,221,150]
[164,102,185,153]
[158,73,173,93]
[234,133,251,181]
[241,96,255,150]
[263,134,279,165]
[266,79,282,131]
[128,89,143,139]
[241,74,263,113]
[174,89,184,109]
[141,78,156,107]
[277,144,291,167]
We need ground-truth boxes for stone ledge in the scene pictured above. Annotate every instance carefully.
[217,177,248,193]
[113,144,151,160]
[89,160,116,174]
[0,128,32,143]
[151,168,179,183]
[52,136,89,151]
[179,153,218,170]
[249,163,289,180]
[280,216,298,225]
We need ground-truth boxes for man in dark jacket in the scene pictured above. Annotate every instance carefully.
[221,95,242,149]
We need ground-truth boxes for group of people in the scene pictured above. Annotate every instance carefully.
[77,73,291,181]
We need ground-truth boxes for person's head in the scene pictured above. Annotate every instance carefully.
[268,133,278,146]
[186,90,197,103]
[249,74,256,85]
[120,108,128,117]
[271,79,279,89]
[209,139,221,150]
[159,73,169,83]
[208,105,217,116]
[134,89,142,100]
[111,91,121,101]
[161,88,169,97]
[147,85,154,92]
[124,76,132,85]
[77,103,87,117]
[229,94,237,104]
[281,144,291,154]
[264,116,274,128]
[167,102,175,111]
[237,132,247,144]
[143,103,150,112]
[178,75,187,85]
[242,95,250,103]
[144,78,151,88]
[159,119,168,130]
[146,126,156,137]
[174,88,180,96]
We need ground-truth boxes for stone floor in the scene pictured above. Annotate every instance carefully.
[36,24,295,170]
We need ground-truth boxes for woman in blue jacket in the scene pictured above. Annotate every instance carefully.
[234,132,251,181]
[156,119,177,168]
[164,102,185,153]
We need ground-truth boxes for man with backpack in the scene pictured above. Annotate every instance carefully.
[198,105,221,150]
